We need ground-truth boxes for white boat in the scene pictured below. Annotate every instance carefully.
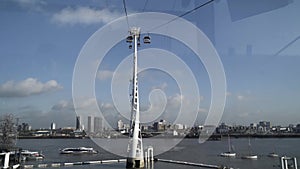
[268,152,279,157]
[60,147,98,154]
[241,155,258,159]
[220,135,236,157]
[21,150,45,160]
[241,138,257,160]
[221,151,236,157]
[268,146,279,157]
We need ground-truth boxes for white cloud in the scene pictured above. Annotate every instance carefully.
[238,112,249,118]
[167,94,184,107]
[200,95,204,101]
[52,7,122,25]
[198,108,207,113]
[166,93,199,109]
[97,70,115,80]
[0,78,62,97]
[52,99,119,128]
[51,100,74,111]
[151,82,168,90]
[237,95,245,101]
[226,91,232,96]
[51,98,99,112]
[13,0,47,12]
[100,102,114,109]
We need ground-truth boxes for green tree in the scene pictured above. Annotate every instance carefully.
[0,114,16,149]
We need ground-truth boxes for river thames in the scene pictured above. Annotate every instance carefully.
[16,137,299,169]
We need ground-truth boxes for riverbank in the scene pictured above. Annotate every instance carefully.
[222,133,300,138]
[17,133,300,139]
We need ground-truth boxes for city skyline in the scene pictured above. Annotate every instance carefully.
[1,1,300,128]
[17,114,300,133]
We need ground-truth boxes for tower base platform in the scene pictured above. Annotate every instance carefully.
[126,157,145,168]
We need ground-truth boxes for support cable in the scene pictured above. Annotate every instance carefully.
[142,0,149,12]
[123,0,130,30]
[146,0,214,32]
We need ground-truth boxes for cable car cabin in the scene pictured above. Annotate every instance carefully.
[126,35,133,43]
[143,36,151,44]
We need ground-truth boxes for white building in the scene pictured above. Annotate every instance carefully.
[50,123,56,130]
[118,120,124,130]
[174,124,184,130]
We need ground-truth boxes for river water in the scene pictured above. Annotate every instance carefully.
[16,138,300,169]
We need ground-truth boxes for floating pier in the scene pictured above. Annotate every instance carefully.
[22,157,232,169]
[22,159,126,168]
[156,158,233,169]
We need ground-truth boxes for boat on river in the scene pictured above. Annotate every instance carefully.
[268,152,279,157]
[221,151,236,157]
[220,135,236,157]
[21,150,45,161]
[241,154,258,159]
[241,138,257,159]
[268,146,279,157]
[60,147,98,154]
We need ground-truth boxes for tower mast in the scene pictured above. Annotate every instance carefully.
[126,27,151,168]
[126,27,144,168]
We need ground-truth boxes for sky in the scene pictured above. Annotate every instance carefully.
[0,0,300,129]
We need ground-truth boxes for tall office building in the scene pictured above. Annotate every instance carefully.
[94,117,102,133]
[76,116,81,130]
[50,122,56,130]
[117,120,124,131]
[87,116,92,133]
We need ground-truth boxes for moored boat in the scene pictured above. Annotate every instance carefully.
[21,150,45,161]
[268,146,279,157]
[221,151,236,157]
[241,155,258,159]
[268,152,279,157]
[220,135,236,157]
[241,138,257,160]
[60,147,98,154]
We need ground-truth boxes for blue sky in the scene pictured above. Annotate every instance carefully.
[0,0,299,128]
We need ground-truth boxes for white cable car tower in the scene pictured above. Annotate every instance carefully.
[126,27,150,168]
